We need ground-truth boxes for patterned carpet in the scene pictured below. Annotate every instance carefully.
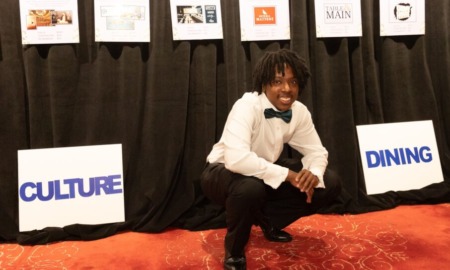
[1,204,449,269]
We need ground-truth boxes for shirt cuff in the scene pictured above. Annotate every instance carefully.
[262,165,289,189]
[309,167,326,188]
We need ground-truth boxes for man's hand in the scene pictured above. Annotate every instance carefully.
[286,169,319,203]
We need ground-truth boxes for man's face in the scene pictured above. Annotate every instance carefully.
[264,65,299,112]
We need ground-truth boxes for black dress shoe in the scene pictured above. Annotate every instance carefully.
[261,226,293,242]
[224,256,246,270]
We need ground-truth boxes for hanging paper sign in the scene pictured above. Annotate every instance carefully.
[239,0,290,41]
[357,120,443,195]
[94,0,151,42]
[19,0,80,44]
[380,0,425,36]
[170,0,223,40]
[314,0,362,38]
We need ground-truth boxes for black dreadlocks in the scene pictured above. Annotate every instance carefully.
[252,49,311,94]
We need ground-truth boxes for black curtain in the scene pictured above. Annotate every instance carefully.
[1,1,449,245]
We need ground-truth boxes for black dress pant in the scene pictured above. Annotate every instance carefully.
[200,158,341,257]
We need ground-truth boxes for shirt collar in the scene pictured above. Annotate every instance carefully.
[259,93,278,111]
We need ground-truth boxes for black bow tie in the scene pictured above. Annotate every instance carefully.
[264,108,292,123]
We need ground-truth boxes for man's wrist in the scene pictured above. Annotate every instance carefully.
[286,170,296,183]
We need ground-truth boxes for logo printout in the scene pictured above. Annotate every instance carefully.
[254,7,276,25]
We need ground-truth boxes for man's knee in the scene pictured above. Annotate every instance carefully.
[228,178,266,207]
[324,169,342,200]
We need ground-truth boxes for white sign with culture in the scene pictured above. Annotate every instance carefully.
[18,144,125,232]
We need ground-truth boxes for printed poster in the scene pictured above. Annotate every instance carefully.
[380,0,425,36]
[170,0,223,40]
[18,144,125,231]
[357,120,443,195]
[19,0,79,45]
[314,0,362,38]
[239,0,290,41]
[94,0,150,42]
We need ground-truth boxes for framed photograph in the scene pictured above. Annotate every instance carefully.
[170,0,223,40]
[314,0,362,38]
[239,0,290,41]
[380,0,425,36]
[20,0,79,44]
[95,0,150,42]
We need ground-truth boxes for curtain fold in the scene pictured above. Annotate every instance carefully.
[0,0,449,244]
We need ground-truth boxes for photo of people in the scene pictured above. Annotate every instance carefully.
[55,11,73,24]
[26,9,72,30]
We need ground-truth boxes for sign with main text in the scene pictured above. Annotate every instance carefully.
[314,0,362,38]
[18,144,125,232]
[356,120,443,195]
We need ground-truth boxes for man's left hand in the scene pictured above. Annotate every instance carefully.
[294,169,319,203]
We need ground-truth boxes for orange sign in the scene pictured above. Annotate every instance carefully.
[254,7,276,25]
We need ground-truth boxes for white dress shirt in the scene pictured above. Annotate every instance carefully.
[207,92,328,189]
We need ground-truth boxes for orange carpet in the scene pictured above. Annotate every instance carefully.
[1,204,449,269]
